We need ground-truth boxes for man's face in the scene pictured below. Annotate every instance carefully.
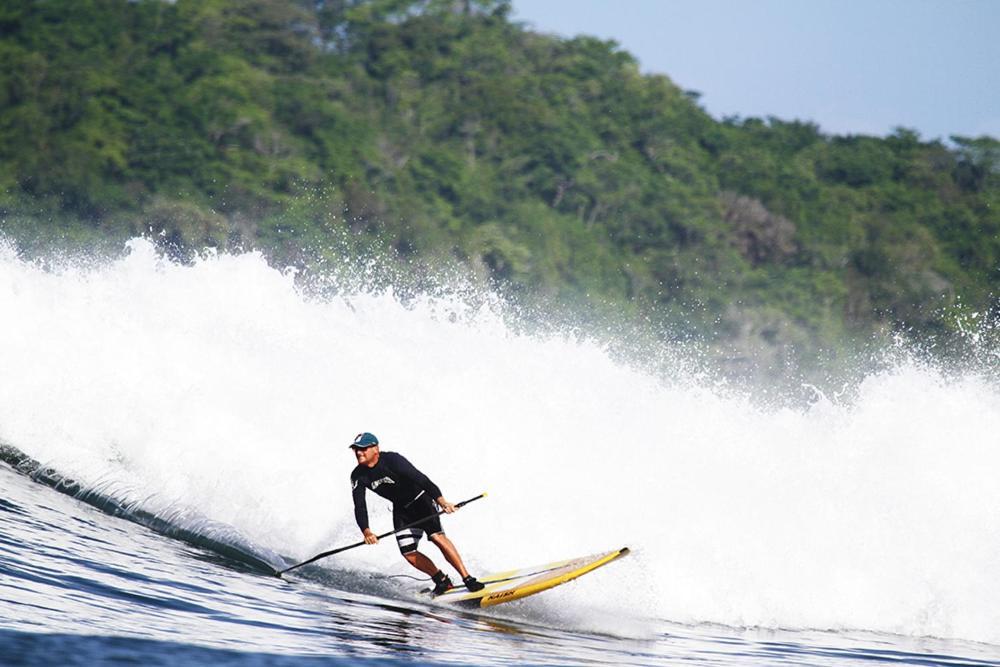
[353,444,379,468]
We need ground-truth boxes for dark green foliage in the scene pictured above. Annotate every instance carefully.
[0,0,996,376]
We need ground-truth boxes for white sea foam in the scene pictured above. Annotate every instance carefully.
[0,238,997,643]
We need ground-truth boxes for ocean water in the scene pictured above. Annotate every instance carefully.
[1,239,998,665]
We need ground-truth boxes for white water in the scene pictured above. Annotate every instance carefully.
[1,239,998,645]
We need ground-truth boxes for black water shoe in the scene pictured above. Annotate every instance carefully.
[431,572,453,596]
[463,575,484,592]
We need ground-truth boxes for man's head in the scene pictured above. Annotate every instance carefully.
[350,432,380,467]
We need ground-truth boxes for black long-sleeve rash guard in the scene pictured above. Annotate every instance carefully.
[350,451,444,531]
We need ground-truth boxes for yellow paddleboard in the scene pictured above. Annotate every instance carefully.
[432,547,629,607]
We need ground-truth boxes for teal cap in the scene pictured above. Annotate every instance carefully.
[350,432,379,449]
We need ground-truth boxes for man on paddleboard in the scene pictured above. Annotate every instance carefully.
[349,432,484,595]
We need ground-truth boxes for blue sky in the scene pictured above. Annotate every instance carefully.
[511,0,999,141]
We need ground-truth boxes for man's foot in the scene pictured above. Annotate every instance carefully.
[463,575,484,592]
[431,571,453,596]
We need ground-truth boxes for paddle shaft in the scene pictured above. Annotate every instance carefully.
[277,492,486,576]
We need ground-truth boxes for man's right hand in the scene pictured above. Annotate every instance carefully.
[363,528,378,545]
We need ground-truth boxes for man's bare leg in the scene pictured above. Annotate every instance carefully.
[403,550,440,577]
[428,532,471,579]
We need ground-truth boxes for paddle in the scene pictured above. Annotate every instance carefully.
[276,492,487,576]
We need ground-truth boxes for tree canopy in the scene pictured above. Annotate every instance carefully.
[1,0,997,378]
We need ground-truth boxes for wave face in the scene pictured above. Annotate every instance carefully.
[1,238,998,644]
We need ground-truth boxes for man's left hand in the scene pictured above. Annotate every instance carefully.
[437,497,456,513]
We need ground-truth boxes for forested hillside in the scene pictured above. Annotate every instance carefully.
[1,0,997,377]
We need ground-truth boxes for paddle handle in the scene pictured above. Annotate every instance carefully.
[277,492,487,576]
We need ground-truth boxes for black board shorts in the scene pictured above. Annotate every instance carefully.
[393,493,443,554]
